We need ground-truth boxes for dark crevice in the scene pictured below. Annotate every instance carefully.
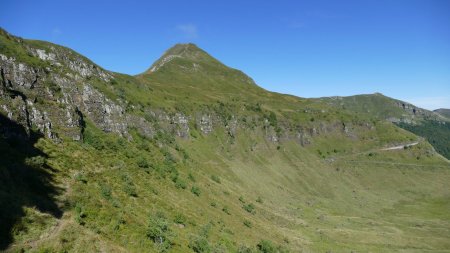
[30,74,38,89]
[75,106,86,139]
[0,68,7,89]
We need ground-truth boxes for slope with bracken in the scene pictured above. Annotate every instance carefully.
[1,28,450,252]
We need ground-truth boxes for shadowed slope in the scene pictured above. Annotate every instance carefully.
[0,114,62,249]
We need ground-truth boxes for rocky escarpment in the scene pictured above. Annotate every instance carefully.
[0,29,377,149]
[0,51,129,141]
[0,50,368,147]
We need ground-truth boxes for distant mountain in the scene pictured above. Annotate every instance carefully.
[1,28,450,252]
[434,108,450,119]
[319,93,448,124]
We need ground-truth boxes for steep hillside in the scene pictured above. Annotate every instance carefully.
[319,93,450,159]
[1,28,450,252]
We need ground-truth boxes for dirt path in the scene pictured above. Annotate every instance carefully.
[341,160,450,168]
[380,142,419,151]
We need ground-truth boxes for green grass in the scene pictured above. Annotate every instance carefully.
[1,29,450,252]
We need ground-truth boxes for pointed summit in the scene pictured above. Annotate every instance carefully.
[138,43,260,97]
[145,43,221,73]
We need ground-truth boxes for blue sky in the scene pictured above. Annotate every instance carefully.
[1,0,450,109]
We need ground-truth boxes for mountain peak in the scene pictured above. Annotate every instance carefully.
[144,43,220,73]
[165,43,201,55]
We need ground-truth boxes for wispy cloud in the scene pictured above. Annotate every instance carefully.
[404,96,450,110]
[176,24,198,39]
[51,27,62,37]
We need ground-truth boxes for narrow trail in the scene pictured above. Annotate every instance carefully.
[330,141,422,160]
[341,160,450,168]
[380,142,419,151]
[330,140,450,168]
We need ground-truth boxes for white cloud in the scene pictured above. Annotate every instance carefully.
[404,96,450,110]
[176,24,198,39]
[51,27,62,37]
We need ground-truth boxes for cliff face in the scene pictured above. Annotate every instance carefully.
[0,46,128,141]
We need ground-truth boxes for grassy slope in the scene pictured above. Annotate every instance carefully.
[1,33,450,252]
[6,123,450,252]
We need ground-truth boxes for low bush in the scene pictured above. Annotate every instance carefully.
[256,240,276,253]
[243,203,255,214]
[147,212,173,252]
[211,175,221,184]
[191,186,201,196]
[174,213,187,225]
[175,178,187,189]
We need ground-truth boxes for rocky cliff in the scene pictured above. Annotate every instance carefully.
[1,29,378,149]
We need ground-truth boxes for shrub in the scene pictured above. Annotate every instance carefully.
[243,203,255,214]
[189,235,210,253]
[222,206,231,215]
[210,201,217,207]
[188,172,196,182]
[211,175,221,184]
[147,212,173,252]
[257,240,276,253]
[137,157,150,168]
[124,183,137,197]
[83,128,105,150]
[237,245,255,253]
[100,183,112,200]
[74,203,86,226]
[267,112,277,127]
[256,197,263,204]
[243,220,252,228]
[174,213,186,225]
[25,155,46,168]
[175,178,187,189]
[74,172,88,184]
[121,174,137,197]
[191,186,201,196]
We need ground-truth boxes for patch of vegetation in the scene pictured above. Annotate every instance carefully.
[137,157,150,169]
[191,186,201,196]
[99,183,112,200]
[397,120,450,159]
[243,203,255,214]
[211,174,221,184]
[174,213,187,225]
[256,197,263,204]
[175,178,187,189]
[243,219,252,228]
[147,211,173,252]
